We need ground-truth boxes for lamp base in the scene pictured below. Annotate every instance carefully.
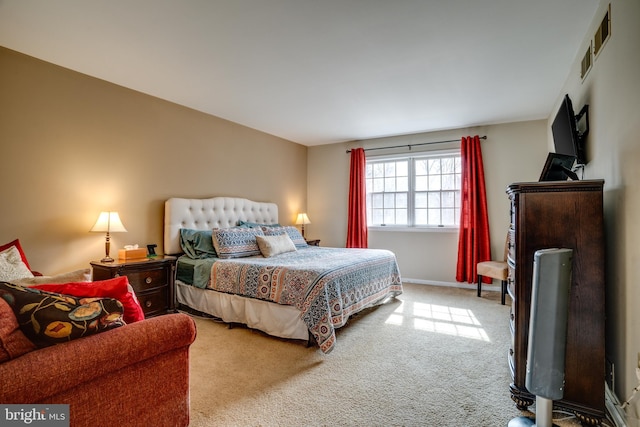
[100,256,115,263]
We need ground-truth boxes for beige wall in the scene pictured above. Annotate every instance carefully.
[552,0,640,411]
[0,47,307,274]
[308,121,548,283]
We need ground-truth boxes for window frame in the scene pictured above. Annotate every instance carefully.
[365,149,461,232]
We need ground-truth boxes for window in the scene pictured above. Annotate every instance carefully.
[365,152,461,228]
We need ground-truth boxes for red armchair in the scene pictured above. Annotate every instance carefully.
[0,312,196,427]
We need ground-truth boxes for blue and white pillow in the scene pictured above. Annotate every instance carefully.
[262,226,308,249]
[212,227,265,259]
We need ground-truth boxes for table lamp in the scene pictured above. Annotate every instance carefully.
[91,211,127,262]
[295,213,311,238]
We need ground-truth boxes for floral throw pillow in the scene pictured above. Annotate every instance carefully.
[32,276,144,324]
[0,281,125,348]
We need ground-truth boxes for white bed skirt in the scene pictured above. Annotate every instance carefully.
[176,281,310,341]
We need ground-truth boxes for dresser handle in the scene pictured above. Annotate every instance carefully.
[145,277,152,284]
[145,300,152,308]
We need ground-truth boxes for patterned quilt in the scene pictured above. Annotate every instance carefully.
[208,247,402,353]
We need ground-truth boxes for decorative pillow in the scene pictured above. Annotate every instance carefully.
[0,298,36,362]
[179,228,217,259]
[32,276,144,324]
[0,239,32,271]
[0,246,34,282]
[211,227,265,259]
[0,282,125,348]
[262,226,308,248]
[237,220,281,228]
[13,268,91,286]
[256,234,297,258]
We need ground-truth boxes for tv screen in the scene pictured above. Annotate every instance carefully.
[552,94,586,165]
[539,152,578,182]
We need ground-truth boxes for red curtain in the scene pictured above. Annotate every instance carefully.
[456,135,491,284]
[346,148,368,248]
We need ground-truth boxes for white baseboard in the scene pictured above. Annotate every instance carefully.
[402,277,502,292]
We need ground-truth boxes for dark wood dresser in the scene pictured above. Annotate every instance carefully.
[506,180,605,424]
[91,256,176,318]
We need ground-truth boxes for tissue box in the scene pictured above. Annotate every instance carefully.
[118,248,147,260]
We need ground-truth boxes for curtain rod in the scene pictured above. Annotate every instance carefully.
[345,135,487,153]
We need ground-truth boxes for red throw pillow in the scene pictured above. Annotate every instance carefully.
[0,239,31,271]
[32,277,145,323]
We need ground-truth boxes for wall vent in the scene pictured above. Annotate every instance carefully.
[594,4,611,57]
[580,42,592,80]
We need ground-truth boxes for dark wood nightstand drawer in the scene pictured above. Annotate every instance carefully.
[136,288,169,317]
[124,267,168,292]
[90,256,176,318]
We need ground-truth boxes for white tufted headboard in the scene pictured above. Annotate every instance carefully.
[164,197,279,255]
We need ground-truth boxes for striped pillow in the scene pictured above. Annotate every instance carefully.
[212,227,265,259]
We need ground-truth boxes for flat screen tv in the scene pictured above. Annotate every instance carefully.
[551,94,588,165]
[539,152,579,181]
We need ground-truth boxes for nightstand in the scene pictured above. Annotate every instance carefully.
[305,239,320,246]
[90,256,176,318]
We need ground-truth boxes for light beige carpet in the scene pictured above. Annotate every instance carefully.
[187,283,586,426]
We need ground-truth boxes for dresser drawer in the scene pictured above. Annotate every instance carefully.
[509,290,516,380]
[509,200,516,228]
[508,228,516,261]
[507,265,516,299]
[137,288,169,316]
[123,267,168,292]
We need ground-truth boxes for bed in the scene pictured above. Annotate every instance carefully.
[164,196,402,353]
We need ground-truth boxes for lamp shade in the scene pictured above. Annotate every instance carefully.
[295,213,311,225]
[91,211,127,233]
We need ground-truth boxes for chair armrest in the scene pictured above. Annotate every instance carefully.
[0,313,196,403]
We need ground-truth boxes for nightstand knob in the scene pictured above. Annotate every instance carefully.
[114,273,120,278]
[145,277,152,284]
[145,300,152,308]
